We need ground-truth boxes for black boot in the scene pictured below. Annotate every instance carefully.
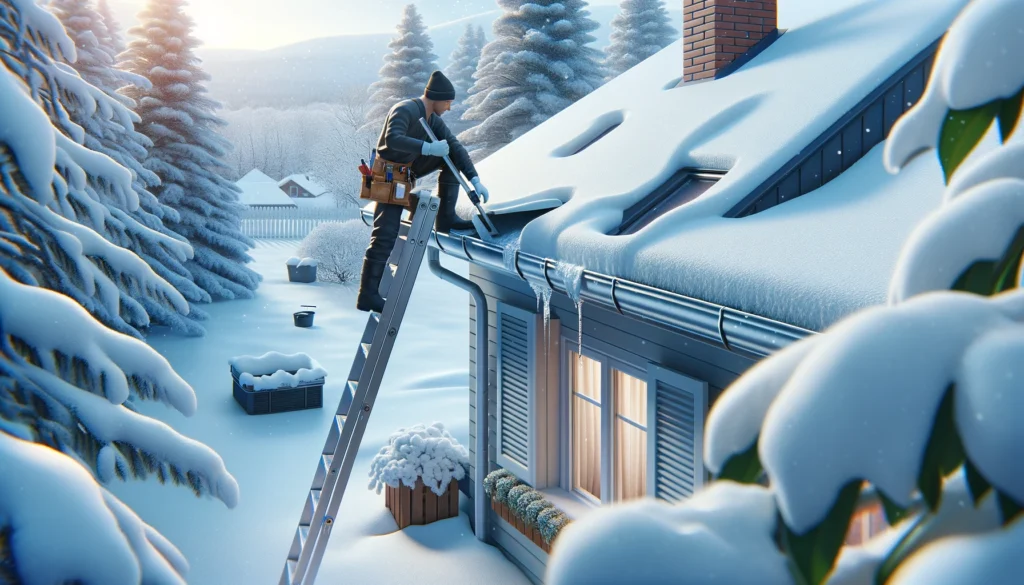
[435,182,475,234]
[356,258,386,313]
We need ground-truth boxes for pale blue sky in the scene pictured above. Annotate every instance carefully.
[111,0,846,51]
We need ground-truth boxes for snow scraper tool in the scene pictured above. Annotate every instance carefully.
[279,195,440,585]
[417,116,500,238]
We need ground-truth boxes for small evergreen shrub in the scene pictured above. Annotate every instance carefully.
[539,511,570,544]
[495,474,520,503]
[525,499,554,525]
[484,468,515,498]
[512,490,544,519]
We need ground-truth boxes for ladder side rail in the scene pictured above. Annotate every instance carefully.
[288,197,438,584]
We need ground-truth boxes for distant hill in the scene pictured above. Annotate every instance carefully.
[199,6,683,109]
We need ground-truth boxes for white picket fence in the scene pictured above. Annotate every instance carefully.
[241,207,361,239]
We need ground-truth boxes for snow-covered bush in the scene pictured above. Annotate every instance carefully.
[538,509,571,545]
[548,1,1024,583]
[296,220,370,284]
[484,467,516,498]
[510,487,544,518]
[525,498,555,526]
[367,422,469,496]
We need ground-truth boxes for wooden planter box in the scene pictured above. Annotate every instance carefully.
[230,365,324,415]
[491,498,551,553]
[385,478,459,529]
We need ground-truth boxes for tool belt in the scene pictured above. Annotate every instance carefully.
[359,157,416,208]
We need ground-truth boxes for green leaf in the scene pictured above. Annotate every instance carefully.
[916,385,965,512]
[716,440,764,484]
[997,491,1024,527]
[997,87,1024,142]
[952,260,998,295]
[782,481,862,585]
[879,490,910,526]
[964,459,993,507]
[876,511,931,585]
[992,227,1024,293]
[939,103,999,183]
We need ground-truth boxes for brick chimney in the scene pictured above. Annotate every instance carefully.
[683,0,778,83]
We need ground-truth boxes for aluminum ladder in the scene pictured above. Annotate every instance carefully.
[280,195,440,585]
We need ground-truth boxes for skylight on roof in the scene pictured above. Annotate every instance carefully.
[612,171,722,236]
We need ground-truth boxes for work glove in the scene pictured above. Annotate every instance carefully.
[421,139,450,158]
[471,176,489,204]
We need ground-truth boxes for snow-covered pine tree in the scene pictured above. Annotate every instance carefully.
[445,23,485,134]
[604,0,677,80]
[363,3,439,132]
[95,0,125,56]
[2,0,200,340]
[50,0,213,336]
[120,0,261,301]
[0,2,237,582]
[459,0,605,159]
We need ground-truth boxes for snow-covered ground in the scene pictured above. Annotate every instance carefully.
[107,240,529,585]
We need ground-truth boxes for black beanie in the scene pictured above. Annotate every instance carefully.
[424,70,456,101]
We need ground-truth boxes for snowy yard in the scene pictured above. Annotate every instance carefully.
[107,240,529,585]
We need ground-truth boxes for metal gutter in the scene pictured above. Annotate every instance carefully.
[426,247,488,543]
[360,210,813,359]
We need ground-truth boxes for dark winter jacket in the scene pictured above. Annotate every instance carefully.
[375,98,479,181]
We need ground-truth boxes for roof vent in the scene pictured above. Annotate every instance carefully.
[612,170,722,235]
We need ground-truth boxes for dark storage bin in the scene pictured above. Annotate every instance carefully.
[287,263,317,283]
[231,365,324,415]
[293,310,315,328]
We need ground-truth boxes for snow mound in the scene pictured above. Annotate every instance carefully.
[286,256,302,266]
[546,482,790,585]
[367,422,469,496]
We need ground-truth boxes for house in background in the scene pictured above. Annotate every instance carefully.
[407,0,973,582]
[236,169,297,209]
[279,173,329,199]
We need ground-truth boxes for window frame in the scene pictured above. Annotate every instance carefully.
[559,336,650,505]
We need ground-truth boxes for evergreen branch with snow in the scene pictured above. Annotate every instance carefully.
[548,1,1024,583]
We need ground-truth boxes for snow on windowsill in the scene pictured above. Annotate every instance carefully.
[537,487,598,521]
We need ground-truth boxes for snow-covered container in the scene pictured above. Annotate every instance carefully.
[367,423,469,529]
[286,256,318,283]
[228,351,326,415]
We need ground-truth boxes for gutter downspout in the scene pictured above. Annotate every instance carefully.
[427,246,488,543]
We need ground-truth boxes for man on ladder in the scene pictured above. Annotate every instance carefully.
[356,70,490,313]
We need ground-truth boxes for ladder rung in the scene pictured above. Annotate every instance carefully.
[300,489,321,525]
[288,524,308,560]
[326,414,344,447]
[313,454,334,489]
[282,560,297,585]
[360,342,371,358]
[346,380,358,395]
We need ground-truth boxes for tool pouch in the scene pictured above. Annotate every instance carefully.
[358,158,416,208]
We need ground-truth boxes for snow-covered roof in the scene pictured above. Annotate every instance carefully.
[474,0,972,331]
[279,173,329,197]
[235,176,298,207]
[238,168,278,184]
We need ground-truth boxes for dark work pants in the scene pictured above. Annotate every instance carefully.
[364,156,460,264]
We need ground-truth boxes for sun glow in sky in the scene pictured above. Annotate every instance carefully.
[113,0,839,51]
[114,0,626,50]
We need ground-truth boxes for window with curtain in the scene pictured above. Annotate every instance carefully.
[614,369,647,501]
[570,351,602,500]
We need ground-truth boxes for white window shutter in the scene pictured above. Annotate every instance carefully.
[646,365,708,502]
[495,302,550,487]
